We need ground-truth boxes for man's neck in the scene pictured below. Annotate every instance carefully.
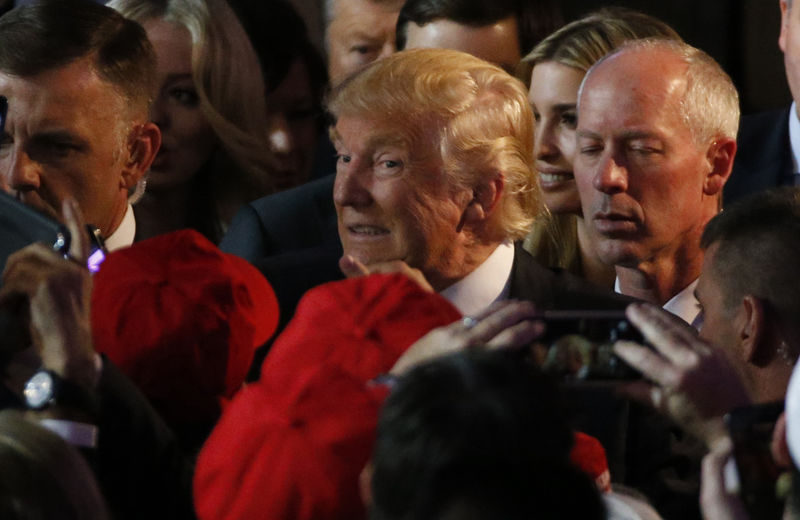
[747,360,793,404]
[616,248,704,305]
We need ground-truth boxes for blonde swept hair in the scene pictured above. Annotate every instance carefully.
[108,0,276,199]
[328,48,541,241]
[519,9,682,275]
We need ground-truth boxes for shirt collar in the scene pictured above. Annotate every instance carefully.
[439,241,514,316]
[788,101,800,176]
[615,277,701,328]
[104,204,136,252]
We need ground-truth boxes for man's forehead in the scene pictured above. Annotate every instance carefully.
[331,0,400,31]
[332,119,411,149]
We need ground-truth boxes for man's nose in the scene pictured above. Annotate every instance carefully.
[333,161,372,208]
[3,148,40,194]
[593,153,628,194]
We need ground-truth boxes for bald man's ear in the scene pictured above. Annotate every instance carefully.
[739,295,769,367]
[461,173,504,226]
[703,137,736,197]
[119,122,162,190]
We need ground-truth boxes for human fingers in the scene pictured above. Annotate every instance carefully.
[457,300,538,346]
[62,198,89,264]
[613,340,684,389]
[626,302,710,366]
[485,319,545,350]
[339,255,371,278]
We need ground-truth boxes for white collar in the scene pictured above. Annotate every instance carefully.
[788,102,800,176]
[439,241,514,316]
[615,277,701,328]
[104,204,136,251]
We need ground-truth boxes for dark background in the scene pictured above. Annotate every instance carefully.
[559,0,790,114]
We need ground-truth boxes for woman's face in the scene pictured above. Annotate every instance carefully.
[528,61,585,215]
[266,57,319,188]
[144,19,217,190]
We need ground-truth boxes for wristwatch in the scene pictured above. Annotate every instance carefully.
[23,369,97,413]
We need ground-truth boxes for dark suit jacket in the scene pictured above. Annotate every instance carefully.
[725,107,793,204]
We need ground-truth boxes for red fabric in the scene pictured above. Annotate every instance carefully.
[91,230,279,424]
[571,431,612,493]
[194,273,461,520]
[261,273,462,388]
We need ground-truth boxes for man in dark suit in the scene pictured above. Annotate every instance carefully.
[725,0,798,202]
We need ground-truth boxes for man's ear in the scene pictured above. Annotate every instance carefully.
[702,137,736,197]
[739,295,770,366]
[461,173,504,225]
[780,0,791,53]
[120,122,161,190]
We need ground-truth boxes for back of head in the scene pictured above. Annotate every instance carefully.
[518,7,681,86]
[0,0,156,117]
[396,0,563,54]
[585,38,740,148]
[328,47,541,241]
[370,348,604,520]
[701,187,800,342]
[0,410,109,520]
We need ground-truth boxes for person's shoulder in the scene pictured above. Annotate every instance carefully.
[509,246,633,310]
[248,174,335,219]
[737,107,790,145]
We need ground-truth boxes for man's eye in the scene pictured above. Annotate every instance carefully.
[579,145,602,156]
[561,113,577,128]
[336,154,351,164]
[169,87,200,107]
[351,45,376,56]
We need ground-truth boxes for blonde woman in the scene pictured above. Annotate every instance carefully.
[109,0,277,243]
[521,8,681,287]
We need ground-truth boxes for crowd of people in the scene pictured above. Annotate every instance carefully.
[0,0,799,519]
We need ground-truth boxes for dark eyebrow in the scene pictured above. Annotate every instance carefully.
[552,103,577,112]
[576,129,601,140]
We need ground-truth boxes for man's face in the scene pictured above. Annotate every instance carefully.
[326,0,400,84]
[404,16,521,73]
[0,57,136,235]
[696,243,746,369]
[780,0,800,109]
[332,116,469,289]
[573,50,714,268]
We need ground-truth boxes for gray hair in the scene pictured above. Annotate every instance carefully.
[579,38,740,147]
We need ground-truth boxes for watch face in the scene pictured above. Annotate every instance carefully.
[24,371,54,409]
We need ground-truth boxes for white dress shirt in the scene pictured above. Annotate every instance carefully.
[104,204,136,251]
[439,241,514,316]
[615,278,701,328]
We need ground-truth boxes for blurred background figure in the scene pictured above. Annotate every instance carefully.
[230,0,329,188]
[519,8,681,289]
[109,0,277,243]
[0,409,110,520]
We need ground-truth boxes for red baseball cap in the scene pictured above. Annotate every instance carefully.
[91,229,279,425]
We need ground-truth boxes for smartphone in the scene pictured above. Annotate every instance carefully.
[0,191,107,276]
[725,401,786,520]
[533,310,644,380]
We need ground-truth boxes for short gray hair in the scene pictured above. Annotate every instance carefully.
[581,38,740,147]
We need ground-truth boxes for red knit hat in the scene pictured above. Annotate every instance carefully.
[91,229,279,425]
[260,272,462,387]
[194,273,462,520]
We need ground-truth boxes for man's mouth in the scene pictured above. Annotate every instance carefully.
[539,170,574,188]
[348,225,389,236]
